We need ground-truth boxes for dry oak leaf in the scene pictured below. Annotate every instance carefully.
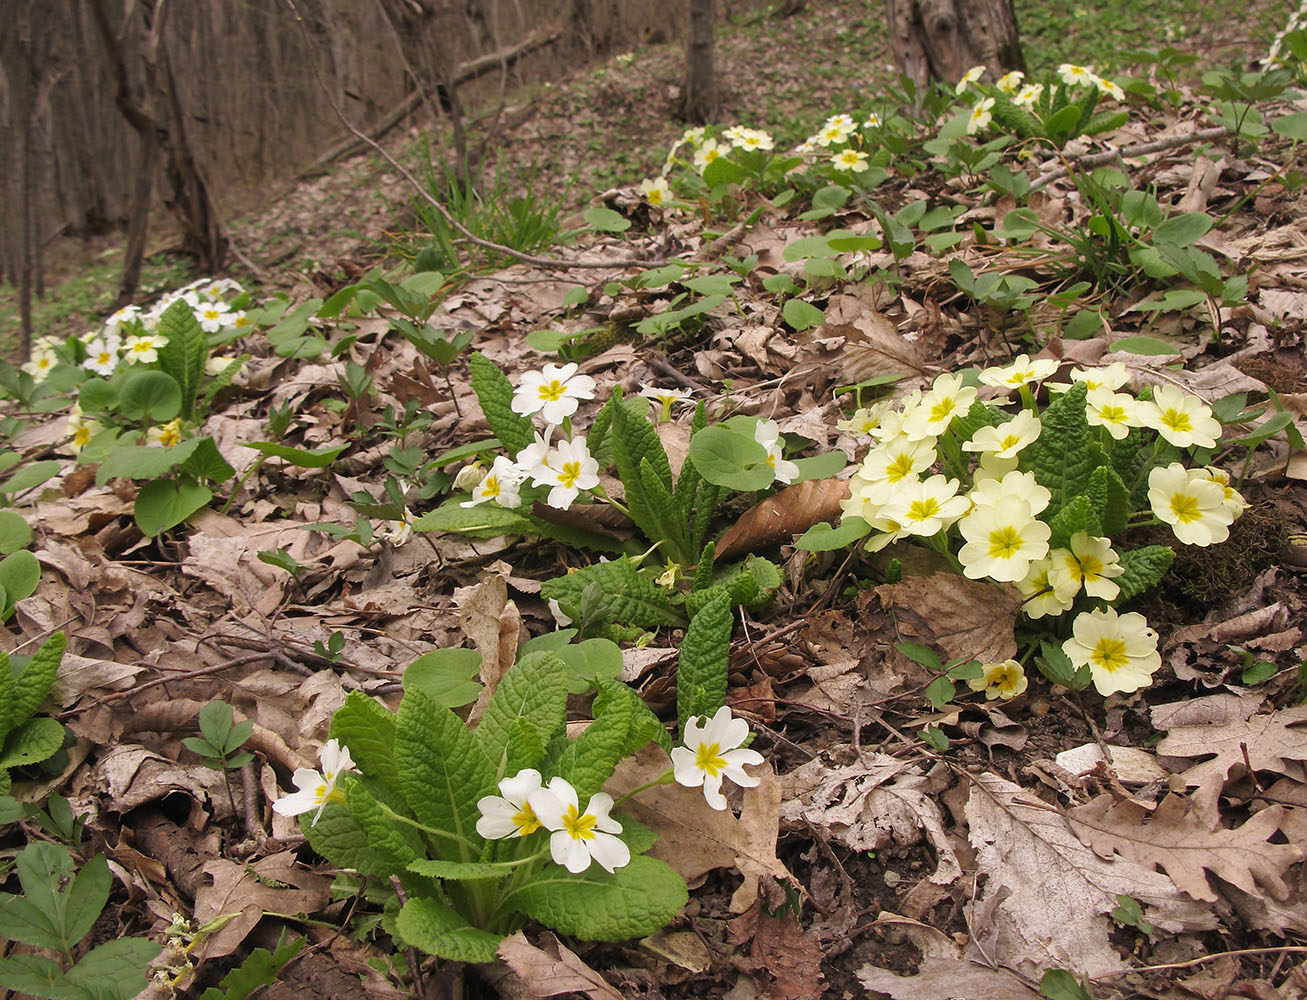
[192,851,330,959]
[715,477,849,561]
[779,750,961,887]
[878,573,1020,666]
[821,284,931,381]
[965,771,1216,980]
[496,931,622,1000]
[1067,771,1304,903]
[1155,703,1307,787]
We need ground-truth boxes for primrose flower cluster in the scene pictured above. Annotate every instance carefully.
[829,359,1246,698]
[954,61,1125,136]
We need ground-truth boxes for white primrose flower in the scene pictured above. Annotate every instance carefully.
[955,64,986,94]
[22,348,58,381]
[671,706,764,810]
[82,337,121,376]
[816,119,855,146]
[639,383,692,422]
[105,304,142,336]
[530,435,600,510]
[1086,388,1143,440]
[1017,558,1076,619]
[962,409,1042,459]
[968,469,1052,516]
[1013,83,1044,108]
[196,302,230,333]
[639,176,672,207]
[967,659,1028,700]
[1138,385,1221,450]
[511,362,596,427]
[755,419,800,485]
[902,372,977,439]
[996,70,1025,95]
[978,353,1060,391]
[1047,532,1124,602]
[384,507,415,546]
[527,777,630,874]
[462,455,523,509]
[831,148,870,172]
[1059,63,1095,87]
[966,97,996,135]
[476,768,546,839]
[272,738,359,826]
[881,474,969,537]
[693,138,725,172]
[957,496,1050,582]
[1147,462,1235,546]
[66,410,102,455]
[1062,607,1161,696]
[863,112,883,129]
[734,128,775,151]
[123,333,168,365]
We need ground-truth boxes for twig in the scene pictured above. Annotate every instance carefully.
[389,876,425,997]
[240,760,263,844]
[1030,126,1235,191]
[1090,945,1307,980]
[280,0,668,272]
[75,651,276,711]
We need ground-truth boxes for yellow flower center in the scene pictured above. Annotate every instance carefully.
[987,525,1024,560]
[929,398,956,422]
[1000,433,1020,450]
[537,380,566,402]
[512,802,542,836]
[1007,368,1035,385]
[1100,404,1126,423]
[694,741,728,777]
[558,461,581,489]
[1169,492,1201,524]
[561,803,596,842]
[907,498,941,523]
[73,426,93,447]
[481,475,500,498]
[885,454,917,482]
[1080,554,1105,581]
[1161,409,1192,434]
[991,664,1022,694]
[1090,637,1129,673]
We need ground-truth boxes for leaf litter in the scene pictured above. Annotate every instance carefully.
[5,4,1307,998]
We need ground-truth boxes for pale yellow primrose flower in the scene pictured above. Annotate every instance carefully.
[671,706,763,811]
[967,97,996,135]
[124,334,168,365]
[83,338,120,377]
[968,469,1052,516]
[693,138,724,172]
[734,128,774,151]
[1086,388,1143,440]
[957,496,1050,582]
[955,65,986,94]
[1147,462,1236,546]
[1071,362,1130,392]
[831,148,870,172]
[979,354,1060,390]
[476,768,546,839]
[755,419,800,485]
[639,383,692,422]
[66,411,102,455]
[1017,558,1076,619]
[962,409,1042,460]
[1059,63,1095,87]
[836,402,895,437]
[22,348,58,381]
[1014,83,1044,108]
[527,777,629,874]
[462,455,523,509]
[511,362,596,426]
[1048,532,1124,602]
[863,112,883,129]
[639,176,672,206]
[1193,466,1248,519]
[997,71,1025,95]
[903,372,977,439]
[882,474,970,537]
[1062,607,1161,696]
[272,738,358,826]
[1092,74,1125,101]
[1138,385,1221,449]
[968,659,1028,700]
[147,419,184,448]
[857,437,937,486]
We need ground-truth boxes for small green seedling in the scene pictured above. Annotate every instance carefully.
[184,700,254,817]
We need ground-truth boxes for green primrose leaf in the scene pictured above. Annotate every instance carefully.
[896,641,942,670]
[556,689,631,800]
[555,639,623,695]
[0,460,62,498]
[413,496,535,539]
[540,558,684,630]
[157,299,208,418]
[469,353,535,455]
[1036,641,1091,692]
[240,441,348,468]
[1115,545,1176,602]
[474,650,569,778]
[925,676,955,709]
[510,854,688,941]
[0,511,32,554]
[64,936,161,1000]
[677,593,732,736]
[584,206,631,233]
[303,798,402,878]
[0,550,40,617]
[1026,382,1094,511]
[403,648,483,708]
[395,897,503,963]
[180,436,236,483]
[594,679,673,755]
[329,691,400,792]
[0,717,66,770]
[117,369,183,423]
[687,425,773,491]
[96,439,203,486]
[134,479,213,536]
[797,515,870,551]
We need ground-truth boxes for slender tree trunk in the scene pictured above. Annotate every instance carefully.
[681,0,716,124]
[886,0,1024,98]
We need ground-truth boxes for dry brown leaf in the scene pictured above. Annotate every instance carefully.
[878,573,1020,665]
[715,477,849,561]
[1155,703,1307,787]
[1067,771,1304,902]
[965,771,1216,980]
[496,931,622,1000]
[779,750,961,887]
[857,955,1040,1000]
[192,851,330,959]
[608,744,796,913]
[822,284,931,381]
[457,571,522,726]
[732,907,825,1000]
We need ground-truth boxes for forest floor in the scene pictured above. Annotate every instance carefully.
[5,1,1307,1000]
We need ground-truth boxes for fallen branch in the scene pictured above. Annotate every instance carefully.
[282,0,668,272]
[1030,125,1235,191]
[298,23,564,179]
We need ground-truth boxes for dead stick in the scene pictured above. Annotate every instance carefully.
[1030,125,1234,191]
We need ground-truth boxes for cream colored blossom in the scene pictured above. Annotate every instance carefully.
[967,659,1028,700]
[1063,608,1161,696]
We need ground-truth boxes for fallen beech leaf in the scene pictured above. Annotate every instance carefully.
[608,744,797,913]
[965,771,1216,979]
[1155,703,1307,787]
[193,851,330,959]
[822,285,930,381]
[857,955,1040,1000]
[878,573,1020,665]
[715,477,849,560]
[1068,771,1304,902]
[732,906,824,1000]
[497,931,622,1000]
[456,571,522,726]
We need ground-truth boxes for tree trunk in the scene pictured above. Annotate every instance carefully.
[681,0,716,124]
[886,0,1024,98]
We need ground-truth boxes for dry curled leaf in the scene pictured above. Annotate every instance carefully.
[1156,703,1307,787]
[878,573,1020,665]
[821,284,931,381]
[715,477,848,561]
[1067,771,1304,902]
[496,931,622,1000]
